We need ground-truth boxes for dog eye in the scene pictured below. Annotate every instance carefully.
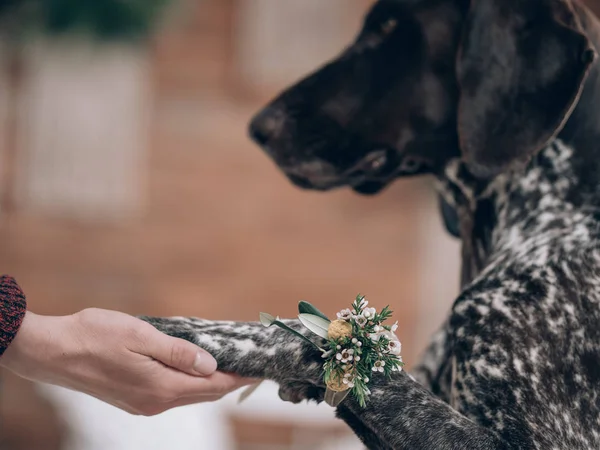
[381,19,397,35]
[362,151,388,172]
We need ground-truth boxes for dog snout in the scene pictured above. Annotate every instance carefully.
[248,105,285,146]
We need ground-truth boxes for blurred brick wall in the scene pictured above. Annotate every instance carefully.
[0,1,425,448]
[154,0,236,96]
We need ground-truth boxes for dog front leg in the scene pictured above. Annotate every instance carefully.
[142,316,506,450]
[410,324,453,402]
[342,371,507,450]
[139,316,409,449]
[139,316,325,384]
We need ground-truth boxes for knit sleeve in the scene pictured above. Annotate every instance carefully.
[0,275,27,358]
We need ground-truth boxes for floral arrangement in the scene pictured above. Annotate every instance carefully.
[260,295,404,407]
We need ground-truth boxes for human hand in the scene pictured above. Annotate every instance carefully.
[0,308,256,415]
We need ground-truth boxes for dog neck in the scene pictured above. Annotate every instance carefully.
[436,139,594,287]
[436,4,600,287]
[435,158,491,287]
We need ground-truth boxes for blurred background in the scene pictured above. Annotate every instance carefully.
[1,1,598,449]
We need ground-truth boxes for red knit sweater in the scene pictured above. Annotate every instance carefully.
[0,275,27,357]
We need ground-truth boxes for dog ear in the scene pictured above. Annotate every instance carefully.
[457,0,596,178]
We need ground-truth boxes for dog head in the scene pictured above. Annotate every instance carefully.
[249,0,595,194]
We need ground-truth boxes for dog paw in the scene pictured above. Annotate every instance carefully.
[277,381,325,404]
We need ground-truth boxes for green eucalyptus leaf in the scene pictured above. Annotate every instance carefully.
[298,301,330,322]
[272,320,323,350]
[260,312,324,350]
[298,313,330,339]
[259,312,275,327]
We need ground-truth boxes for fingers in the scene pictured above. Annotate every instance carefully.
[159,374,257,412]
[166,370,258,400]
[124,372,259,416]
[143,326,218,376]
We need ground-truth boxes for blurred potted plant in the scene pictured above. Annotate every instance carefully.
[0,0,174,219]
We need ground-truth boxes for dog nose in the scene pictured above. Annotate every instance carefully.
[249,106,284,146]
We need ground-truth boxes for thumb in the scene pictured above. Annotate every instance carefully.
[148,330,218,376]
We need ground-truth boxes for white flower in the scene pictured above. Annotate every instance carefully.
[337,345,342,350]
[352,338,358,344]
[357,297,369,309]
[362,307,377,320]
[336,353,343,361]
[355,355,361,362]
[339,348,355,363]
[337,308,353,320]
[363,377,370,383]
[373,325,381,333]
[372,360,385,372]
[357,341,363,347]
[354,315,368,327]
[343,372,356,388]
[372,330,399,346]
[392,364,403,372]
[391,321,399,332]
[383,330,398,341]
[388,339,402,356]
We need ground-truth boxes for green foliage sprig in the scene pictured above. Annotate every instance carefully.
[0,0,173,42]
[261,295,404,408]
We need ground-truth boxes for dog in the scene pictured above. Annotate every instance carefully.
[142,0,600,448]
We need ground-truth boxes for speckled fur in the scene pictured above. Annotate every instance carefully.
[412,139,600,449]
[143,138,600,449]
[141,0,600,446]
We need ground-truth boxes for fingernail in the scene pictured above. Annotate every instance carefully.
[193,352,217,375]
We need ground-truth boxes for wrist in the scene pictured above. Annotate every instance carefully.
[0,311,76,379]
[1,311,41,371]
